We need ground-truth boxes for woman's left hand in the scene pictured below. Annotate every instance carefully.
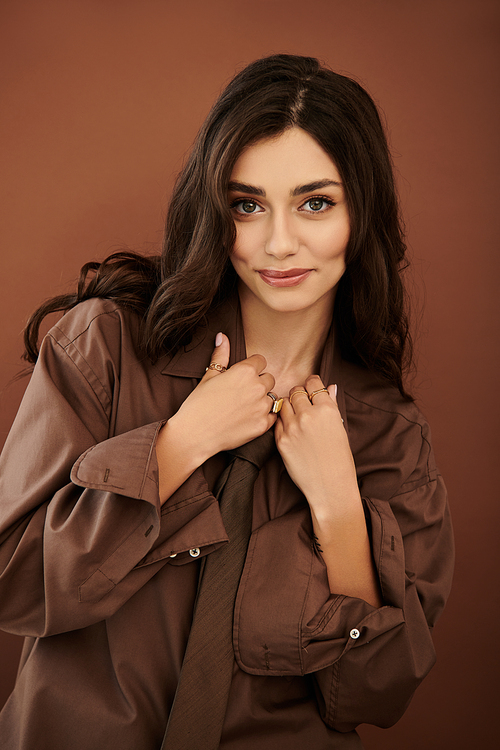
[274,375,358,516]
[275,374,382,606]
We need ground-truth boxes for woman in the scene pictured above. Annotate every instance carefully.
[0,54,453,749]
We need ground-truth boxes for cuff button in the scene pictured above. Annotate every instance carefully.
[189,548,201,558]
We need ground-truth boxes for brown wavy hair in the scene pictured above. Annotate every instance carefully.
[24,54,413,397]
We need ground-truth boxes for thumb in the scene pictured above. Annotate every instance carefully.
[204,332,230,378]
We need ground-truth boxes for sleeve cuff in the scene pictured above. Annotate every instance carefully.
[234,505,405,676]
[72,422,229,601]
[71,421,165,509]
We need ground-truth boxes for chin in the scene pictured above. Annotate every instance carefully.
[260,289,335,317]
[264,297,313,314]
[237,275,340,317]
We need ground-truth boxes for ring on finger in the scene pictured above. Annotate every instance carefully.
[289,389,309,406]
[205,362,227,373]
[309,387,329,402]
[267,392,284,414]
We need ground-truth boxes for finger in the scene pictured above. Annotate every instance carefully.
[204,332,230,379]
[305,375,331,404]
[259,372,276,394]
[288,386,310,412]
[278,396,294,422]
[243,353,268,374]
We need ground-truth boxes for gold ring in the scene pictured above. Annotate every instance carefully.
[289,389,308,406]
[205,362,227,373]
[309,388,329,402]
[267,392,284,414]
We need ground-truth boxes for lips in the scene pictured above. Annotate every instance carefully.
[259,268,310,278]
[257,268,313,287]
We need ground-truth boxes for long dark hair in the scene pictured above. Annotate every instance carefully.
[24,54,413,397]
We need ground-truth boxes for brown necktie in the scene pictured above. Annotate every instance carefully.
[161,429,276,750]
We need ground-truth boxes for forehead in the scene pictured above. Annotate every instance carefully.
[230,127,340,185]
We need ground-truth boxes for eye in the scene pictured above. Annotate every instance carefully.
[230,199,262,215]
[301,196,335,213]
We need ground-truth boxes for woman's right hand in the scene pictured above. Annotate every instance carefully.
[155,333,276,503]
[170,332,277,459]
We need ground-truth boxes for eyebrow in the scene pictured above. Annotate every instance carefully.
[292,179,342,196]
[228,181,265,196]
[228,179,342,197]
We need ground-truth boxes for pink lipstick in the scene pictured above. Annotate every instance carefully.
[257,268,313,287]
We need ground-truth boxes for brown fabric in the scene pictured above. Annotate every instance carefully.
[164,432,275,749]
[0,297,454,749]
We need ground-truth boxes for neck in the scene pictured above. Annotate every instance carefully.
[238,286,336,397]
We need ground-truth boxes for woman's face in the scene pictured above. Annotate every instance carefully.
[228,127,350,318]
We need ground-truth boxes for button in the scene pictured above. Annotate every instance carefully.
[189,548,201,558]
[169,553,177,558]
[349,628,360,640]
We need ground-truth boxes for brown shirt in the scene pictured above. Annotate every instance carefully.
[0,298,454,749]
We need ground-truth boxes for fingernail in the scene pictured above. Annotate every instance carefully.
[215,332,223,347]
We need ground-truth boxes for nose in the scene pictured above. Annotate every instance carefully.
[265,212,299,260]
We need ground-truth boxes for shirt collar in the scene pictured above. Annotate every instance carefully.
[318,321,348,432]
[160,296,244,378]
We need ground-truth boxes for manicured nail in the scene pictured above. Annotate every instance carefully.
[215,332,223,347]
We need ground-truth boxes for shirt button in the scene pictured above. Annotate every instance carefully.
[169,553,177,558]
[349,628,360,640]
[189,548,201,558]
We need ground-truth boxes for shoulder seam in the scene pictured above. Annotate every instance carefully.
[47,333,111,417]
[53,305,122,348]
[345,390,432,479]
[345,390,417,421]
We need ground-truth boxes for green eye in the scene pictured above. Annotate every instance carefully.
[230,198,262,216]
[308,198,326,211]
[301,196,335,213]
[241,200,257,213]
[230,199,260,214]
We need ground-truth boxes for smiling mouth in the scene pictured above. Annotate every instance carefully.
[257,268,313,287]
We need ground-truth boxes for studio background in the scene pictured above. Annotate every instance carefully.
[0,1,498,748]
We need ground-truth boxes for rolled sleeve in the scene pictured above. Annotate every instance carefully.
[71,421,165,508]
[234,465,452,730]
[234,508,405,678]
[0,303,228,636]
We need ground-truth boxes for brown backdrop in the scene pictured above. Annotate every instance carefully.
[1,1,499,748]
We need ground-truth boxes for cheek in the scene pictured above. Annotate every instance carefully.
[229,248,245,275]
[231,224,256,263]
[229,241,249,276]
[315,225,350,260]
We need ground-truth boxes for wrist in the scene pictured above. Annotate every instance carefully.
[159,413,214,471]
[307,485,364,527]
